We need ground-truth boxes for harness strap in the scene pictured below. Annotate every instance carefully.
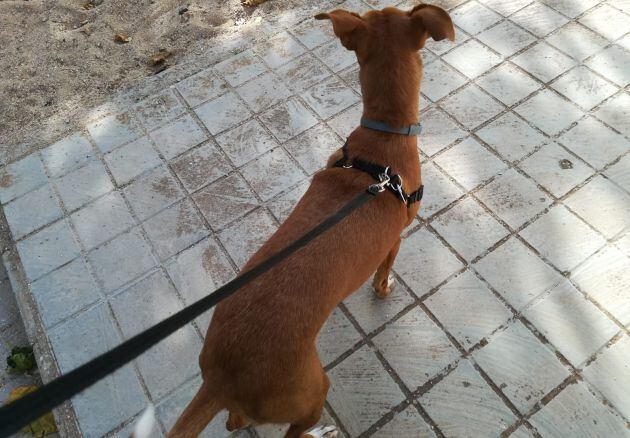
[333,142,424,207]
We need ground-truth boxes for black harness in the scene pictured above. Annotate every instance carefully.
[333,141,424,207]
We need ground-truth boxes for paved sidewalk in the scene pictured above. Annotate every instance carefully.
[1,0,630,436]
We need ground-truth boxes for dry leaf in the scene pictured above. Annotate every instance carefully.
[113,33,131,43]
[149,50,173,66]
[5,386,58,437]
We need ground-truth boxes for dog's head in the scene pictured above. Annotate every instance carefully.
[315,4,454,60]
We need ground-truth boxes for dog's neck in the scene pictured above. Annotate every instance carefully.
[359,55,422,129]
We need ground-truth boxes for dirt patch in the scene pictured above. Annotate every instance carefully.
[0,0,323,164]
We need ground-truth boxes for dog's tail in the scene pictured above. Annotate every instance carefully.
[167,382,223,438]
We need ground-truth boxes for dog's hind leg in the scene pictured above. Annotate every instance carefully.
[372,237,401,298]
[168,382,222,438]
[226,410,250,431]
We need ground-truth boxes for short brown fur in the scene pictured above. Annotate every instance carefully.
[169,5,454,437]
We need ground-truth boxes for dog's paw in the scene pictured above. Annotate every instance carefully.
[305,425,339,438]
[373,275,395,299]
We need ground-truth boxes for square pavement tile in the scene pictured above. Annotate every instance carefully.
[441,84,505,129]
[473,321,570,413]
[104,137,162,186]
[545,23,608,61]
[327,345,406,437]
[418,108,467,156]
[30,257,100,328]
[4,183,63,239]
[316,307,361,366]
[572,246,630,326]
[585,45,630,87]
[195,91,252,135]
[235,72,292,113]
[142,198,209,261]
[539,0,598,17]
[291,18,334,50]
[16,219,81,281]
[564,175,630,239]
[373,306,460,391]
[579,4,630,40]
[519,142,593,197]
[512,42,577,83]
[54,160,114,211]
[374,405,436,438]
[0,154,47,204]
[558,117,630,169]
[301,77,360,119]
[165,237,235,331]
[254,31,306,68]
[327,103,363,139]
[214,49,267,86]
[479,0,533,15]
[609,0,630,13]
[451,1,502,35]
[267,179,310,223]
[519,205,606,272]
[86,112,142,153]
[87,228,156,293]
[426,270,512,349]
[509,2,569,37]
[313,39,357,73]
[477,63,541,106]
[420,59,468,102]
[478,20,536,57]
[594,92,630,138]
[171,143,232,192]
[474,236,563,310]
[394,228,464,297]
[524,280,619,366]
[275,53,331,93]
[216,119,279,167]
[606,154,630,193]
[150,114,208,160]
[259,98,319,142]
[70,191,135,250]
[583,335,630,420]
[551,66,618,110]
[284,124,339,174]
[240,148,304,201]
[514,90,583,136]
[218,208,278,268]
[134,89,185,131]
[476,112,549,162]
[443,40,502,79]
[530,381,630,437]
[48,304,147,437]
[193,173,258,230]
[339,65,361,92]
[619,33,630,51]
[123,166,185,221]
[41,133,94,178]
[344,273,416,330]
[433,197,508,261]
[476,168,552,229]
[421,359,517,436]
[433,137,507,191]
[174,67,228,107]
[110,270,201,400]
[419,161,465,218]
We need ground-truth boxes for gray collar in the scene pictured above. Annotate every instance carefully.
[360,117,423,136]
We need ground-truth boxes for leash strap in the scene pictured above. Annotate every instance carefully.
[360,117,422,136]
[333,142,424,206]
[0,188,382,438]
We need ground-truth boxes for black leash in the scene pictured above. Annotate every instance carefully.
[0,183,389,438]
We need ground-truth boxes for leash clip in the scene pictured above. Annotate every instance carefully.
[367,171,391,195]
[389,174,408,205]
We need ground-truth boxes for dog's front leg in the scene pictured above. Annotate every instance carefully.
[372,237,401,298]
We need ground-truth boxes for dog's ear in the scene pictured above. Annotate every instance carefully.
[315,10,366,51]
[408,4,455,48]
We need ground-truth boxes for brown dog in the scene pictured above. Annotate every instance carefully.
[168,5,454,437]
